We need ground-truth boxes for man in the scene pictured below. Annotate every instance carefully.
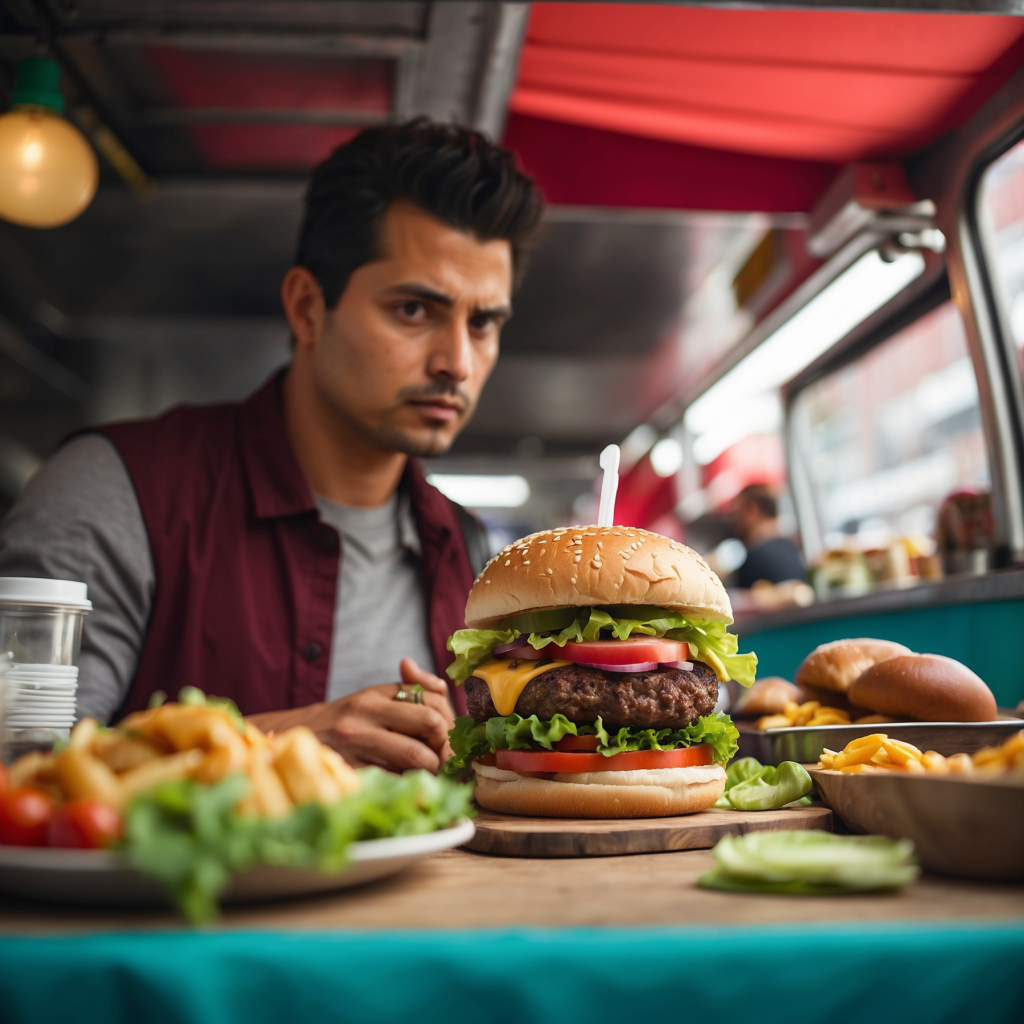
[730,484,806,589]
[0,120,544,773]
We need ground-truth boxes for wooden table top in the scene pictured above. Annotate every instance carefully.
[2,847,1022,935]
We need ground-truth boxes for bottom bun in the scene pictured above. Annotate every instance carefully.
[472,761,727,818]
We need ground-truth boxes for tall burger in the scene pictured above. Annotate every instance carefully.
[442,526,757,818]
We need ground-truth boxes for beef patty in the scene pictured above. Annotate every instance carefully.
[465,660,719,730]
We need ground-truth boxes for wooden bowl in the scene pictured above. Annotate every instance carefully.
[808,768,1024,881]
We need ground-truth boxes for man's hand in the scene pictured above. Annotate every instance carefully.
[247,659,456,773]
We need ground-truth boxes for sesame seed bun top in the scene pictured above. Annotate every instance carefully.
[464,526,732,628]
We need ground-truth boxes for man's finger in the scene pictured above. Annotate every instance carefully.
[329,723,441,773]
[376,699,452,752]
[400,658,450,695]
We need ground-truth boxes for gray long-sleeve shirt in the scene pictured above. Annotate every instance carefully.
[0,434,435,722]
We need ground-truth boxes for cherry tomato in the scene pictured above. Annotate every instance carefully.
[47,800,123,849]
[0,787,55,846]
[495,743,713,774]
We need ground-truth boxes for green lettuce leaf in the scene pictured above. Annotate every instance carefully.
[123,768,474,924]
[590,711,738,765]
[442,711,738,776]
[725,761,812,811]
[446,608,758,686]
[446,627,516,684]
[698,830,919,893]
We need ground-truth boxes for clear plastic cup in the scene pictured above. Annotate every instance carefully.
[0,577,91,762]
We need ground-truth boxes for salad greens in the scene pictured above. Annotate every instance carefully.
[714,757,813,810]
[698,830,919,894]
[442,711,739,776]
[446,607,757,687]
[123,767,474,924]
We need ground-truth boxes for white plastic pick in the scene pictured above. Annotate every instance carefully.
[597,444,620,527]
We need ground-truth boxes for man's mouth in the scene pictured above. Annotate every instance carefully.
[407,398,464,423]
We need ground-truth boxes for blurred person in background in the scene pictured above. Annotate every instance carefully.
[0,119,543,773]
[730,484,806,588]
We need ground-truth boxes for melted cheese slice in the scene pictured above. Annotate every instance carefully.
[470,657,573,716]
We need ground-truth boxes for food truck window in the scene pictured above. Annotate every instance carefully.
[789,301,992,590]
[979,137,1024,389]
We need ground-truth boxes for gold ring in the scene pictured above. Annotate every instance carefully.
[394,687,424,704]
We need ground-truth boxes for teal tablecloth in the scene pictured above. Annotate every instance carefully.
[1,923,1022,1024]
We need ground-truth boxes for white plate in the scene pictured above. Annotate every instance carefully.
[7,696,76,705]
[6,667,78,678]
[0,818,476,906]
[5,721,76,730]
[5,681,78,691]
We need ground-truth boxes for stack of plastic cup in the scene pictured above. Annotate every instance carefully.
[0,577,91,761]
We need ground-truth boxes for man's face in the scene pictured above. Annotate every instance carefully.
[310,200,512,457]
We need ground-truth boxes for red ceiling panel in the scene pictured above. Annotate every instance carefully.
[147,48,393,113]
[146,48,390,170]
[510,4,1024,163]
[504,113,840,212]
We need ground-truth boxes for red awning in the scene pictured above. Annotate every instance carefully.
[505,3,1024,212]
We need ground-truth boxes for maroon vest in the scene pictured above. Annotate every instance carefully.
[94,374,473,719]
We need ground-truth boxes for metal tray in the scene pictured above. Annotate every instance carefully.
[809,768,1024,880]
[737,719,1023,765]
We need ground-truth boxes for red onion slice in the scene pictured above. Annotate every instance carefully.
[575,661,660,673]
[662,661,694,671]
[493,636,529,655]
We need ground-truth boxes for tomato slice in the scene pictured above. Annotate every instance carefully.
[554,734,601,752]
[495,744,713,773]
[560,637,689,667]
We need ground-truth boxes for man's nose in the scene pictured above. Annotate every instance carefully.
[427,318,473,382]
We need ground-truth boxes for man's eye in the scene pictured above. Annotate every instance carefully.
[469,314,496,332]
[397,301,427,319]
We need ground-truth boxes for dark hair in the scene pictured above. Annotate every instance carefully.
[738,484,778,519]
[296,119,545,307]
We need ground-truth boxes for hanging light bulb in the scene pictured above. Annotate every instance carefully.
[0,57,98,228]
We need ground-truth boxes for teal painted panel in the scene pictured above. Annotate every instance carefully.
[1,926,1023,1024]
[737,599,1024,708]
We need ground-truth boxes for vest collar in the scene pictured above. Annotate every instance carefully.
[239,371,318,520]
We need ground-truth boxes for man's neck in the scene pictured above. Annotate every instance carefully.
[281,364,407,508]
[746,519,780,548]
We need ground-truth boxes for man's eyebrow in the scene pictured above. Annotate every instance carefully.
[383,283,511,319]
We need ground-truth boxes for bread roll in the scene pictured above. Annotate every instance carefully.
[465,526,731,628]
[472,762,726,818]
[732,677,801,717]
[795,638,912,694]
[849,654,997,722]
[794,683,866,716]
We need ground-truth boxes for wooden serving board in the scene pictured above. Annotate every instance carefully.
[463,804,833,857]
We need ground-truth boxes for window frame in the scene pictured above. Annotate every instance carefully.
[783,277,954,563]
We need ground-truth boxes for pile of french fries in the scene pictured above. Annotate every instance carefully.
[8,702,361,817]
[819,730,1024,775]
[756,700,891,731]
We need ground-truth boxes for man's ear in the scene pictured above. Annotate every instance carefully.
[281,267,326,352]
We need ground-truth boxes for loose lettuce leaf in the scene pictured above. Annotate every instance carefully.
[123,768,474,924]
[442,711,738,776]
[698,830,919,893]
[446,608,758,686]
[725,761,812,811]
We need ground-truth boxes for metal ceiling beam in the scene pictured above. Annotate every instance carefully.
[97,29,419,58]
[140,107,390,126]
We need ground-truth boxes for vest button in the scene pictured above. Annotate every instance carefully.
[304,642,322,661]
[319,529,338,553]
